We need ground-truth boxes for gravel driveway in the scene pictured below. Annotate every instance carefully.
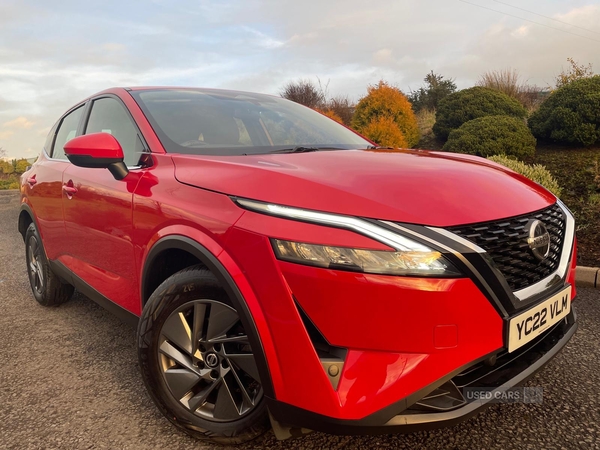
[1,190,599,449]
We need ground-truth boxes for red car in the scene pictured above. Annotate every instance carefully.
[19,87,577,444]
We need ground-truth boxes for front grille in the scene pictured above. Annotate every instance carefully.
[448,203,566,291]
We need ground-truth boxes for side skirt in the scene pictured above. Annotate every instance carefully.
[48,259,139,327]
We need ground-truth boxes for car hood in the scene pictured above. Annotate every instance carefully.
[172,149,555,227]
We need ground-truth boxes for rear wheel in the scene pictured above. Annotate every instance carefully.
[25,223,74,306]
[137,266,269,444]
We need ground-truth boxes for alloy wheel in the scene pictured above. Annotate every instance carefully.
[27,235,44,295]
[158,299,263,421]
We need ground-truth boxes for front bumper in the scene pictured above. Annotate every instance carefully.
[267,309,577,435]
[227,200,578,432]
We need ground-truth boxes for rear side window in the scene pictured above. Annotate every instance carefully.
[43,123,58,155]
[85,98,145,167]
[52,106,84,160]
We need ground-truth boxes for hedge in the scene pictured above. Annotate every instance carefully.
[433,86,528,140]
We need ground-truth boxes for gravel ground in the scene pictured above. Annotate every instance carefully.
[1,189,599,450]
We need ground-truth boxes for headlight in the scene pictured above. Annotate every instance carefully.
[234,198,462,276]
[272,239,461,276]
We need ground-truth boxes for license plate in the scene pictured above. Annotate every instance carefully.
[507,286,571,353]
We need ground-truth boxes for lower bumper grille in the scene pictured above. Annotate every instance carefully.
[404,311,574,414]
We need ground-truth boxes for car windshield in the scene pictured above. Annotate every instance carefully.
[130,88,372,156]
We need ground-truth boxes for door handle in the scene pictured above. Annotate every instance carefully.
[62,185,78,195]
[26,176,37,186]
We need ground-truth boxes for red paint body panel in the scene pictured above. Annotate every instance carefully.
[279,262,503,354]
[60,164,142,313]
[172,150,556,226]
[21,152,69,260]
[20,87,578,430]
[63,132,124,159]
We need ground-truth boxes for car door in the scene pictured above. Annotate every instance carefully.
[26,105,85,261]
[61,95,148,313]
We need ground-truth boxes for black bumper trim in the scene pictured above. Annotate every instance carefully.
[267,309,577,435]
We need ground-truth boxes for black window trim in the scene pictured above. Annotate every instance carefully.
[45,102,88,161]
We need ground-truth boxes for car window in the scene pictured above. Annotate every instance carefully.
[52,106,84,160]
[131,89,372,156]
[85,97,145,167]
[43,123,58,155]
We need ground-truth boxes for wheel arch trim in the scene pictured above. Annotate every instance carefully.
[141,234,277,399]
[18,202,40,241]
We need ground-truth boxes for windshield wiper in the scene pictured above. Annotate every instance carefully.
[270,146,345,154]
[366,145,394,149]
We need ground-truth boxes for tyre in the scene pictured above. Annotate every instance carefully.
[25,222,74,306]
[137,265,269,444]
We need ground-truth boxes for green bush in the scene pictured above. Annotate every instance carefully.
[529,76,600,146]
[433,87,528,140]
[487,154,562,197]
[442,115,536,159]
[352,81,420,147]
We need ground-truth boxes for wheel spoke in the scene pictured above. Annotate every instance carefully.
[35,261,44,287]
[205,303,240,341]
[229,363,255,408]
[164,368,201,400]
[191,302,207,358]
[29,237,37,256]
[157,298,263,421]
[213,377,240,419]
[162,312,193,354]
[208,335,249,344]
[226,353,260,382]
[187,378,221,411]
[159,340,196,372]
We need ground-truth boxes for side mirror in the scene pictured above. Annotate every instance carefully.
[63,132,129,180]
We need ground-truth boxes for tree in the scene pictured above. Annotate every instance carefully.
[352,81,420,147]
[279,79,326,109]
[0,147,6,159]
[323,95,354,126]
[15,159,30,173]
[316,108,344,124]
[555,58,594,89]
[408,71,457,112]
[360,116,408,148]
[0,160,14,174]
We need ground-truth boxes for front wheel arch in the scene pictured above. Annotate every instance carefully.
[141,235,275,399]
[18,204,38,242]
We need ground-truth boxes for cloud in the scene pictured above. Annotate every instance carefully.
[3,117,35,129]
[0,130,15,139]
[0,0,599,158]
[443,5,600,88]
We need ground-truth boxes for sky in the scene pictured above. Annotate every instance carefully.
[0,0,598,159]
